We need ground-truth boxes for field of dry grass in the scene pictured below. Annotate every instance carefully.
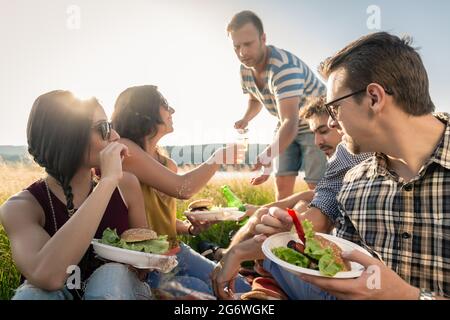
[0,162,45,204]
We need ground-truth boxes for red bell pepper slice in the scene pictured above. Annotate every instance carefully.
[286,208,306,244]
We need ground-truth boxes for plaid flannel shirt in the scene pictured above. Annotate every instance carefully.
[336,112,450,297]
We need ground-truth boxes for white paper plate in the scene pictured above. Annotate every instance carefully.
[184,207,246,221]
[262,232,372,278]
[91,239,178,273]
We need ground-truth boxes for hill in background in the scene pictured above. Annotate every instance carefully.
[0,146,29,163]
[0,144,268,169]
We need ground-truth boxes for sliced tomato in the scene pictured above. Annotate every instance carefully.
[163,246,181,256]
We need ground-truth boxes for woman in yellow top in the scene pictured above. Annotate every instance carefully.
[111,85,251,297]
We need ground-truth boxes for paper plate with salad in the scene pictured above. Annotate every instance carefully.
[91,228,179,273]
[262,219,372,278]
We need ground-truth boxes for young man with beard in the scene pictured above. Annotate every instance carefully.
[228,10,327,200]
[243,95,361,227]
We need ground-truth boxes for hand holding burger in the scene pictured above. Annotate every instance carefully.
[184,199,218,235]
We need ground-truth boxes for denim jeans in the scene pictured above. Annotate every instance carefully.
[263,259,337,300]
[147,242,251,296]
[12,263,152,300]
[273,131,327,184]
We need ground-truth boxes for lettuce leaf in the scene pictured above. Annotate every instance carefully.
[304,238,333,260]
[318,254,344,277]
[302,219,315,240]
[300,220,345,277]
[100,228,122,246]
[121,236,169,254]
[272,247,310,268]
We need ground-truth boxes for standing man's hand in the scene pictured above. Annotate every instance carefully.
[250,149,273,185]
[234,118,249,130]
[250,174,270,185]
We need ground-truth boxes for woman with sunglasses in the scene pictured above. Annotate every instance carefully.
[112,85,251,297]
[0,90,151,300]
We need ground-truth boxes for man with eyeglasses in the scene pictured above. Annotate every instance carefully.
[227,10,328,200]
[263,32,449,300]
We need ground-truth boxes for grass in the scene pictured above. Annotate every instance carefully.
[0,163,307,300]
[0,225,21,300]
[176,176,278,250]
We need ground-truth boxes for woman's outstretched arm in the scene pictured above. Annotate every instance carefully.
[120,138,241,199]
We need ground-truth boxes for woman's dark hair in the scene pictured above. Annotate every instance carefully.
[112,85,166,149]
[27,90,99,213]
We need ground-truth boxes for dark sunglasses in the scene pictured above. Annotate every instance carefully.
[160,99,175,114]
[325,87,393,121]
[135,103,175,121]
[163,105,175,113]
[92,121,113,140]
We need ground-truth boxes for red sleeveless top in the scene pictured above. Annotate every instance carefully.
[27,180,129,237]
[25,179,129,282]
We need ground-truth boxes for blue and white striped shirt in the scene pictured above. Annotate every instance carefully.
[309,143,372,222]
[240,45,326,133]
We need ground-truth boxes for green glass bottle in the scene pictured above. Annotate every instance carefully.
[221,185,246,211]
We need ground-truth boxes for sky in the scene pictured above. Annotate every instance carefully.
[1,0,449,146]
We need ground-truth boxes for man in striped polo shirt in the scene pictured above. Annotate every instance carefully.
[227,10,327,200]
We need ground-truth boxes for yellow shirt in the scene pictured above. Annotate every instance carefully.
[140,151,178,240]
[141,150,178,241]
[141,182,177,241]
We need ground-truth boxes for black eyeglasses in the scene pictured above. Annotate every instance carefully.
[324,89,366,121]
[325,87,393,121]
[92,121,113,140]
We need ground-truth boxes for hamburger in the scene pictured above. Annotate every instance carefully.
[100,227,170,254]
[187,199,213,212]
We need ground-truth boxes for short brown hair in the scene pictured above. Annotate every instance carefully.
[299,96,328,120]
[319,32,435,116]
[227,10,264,36]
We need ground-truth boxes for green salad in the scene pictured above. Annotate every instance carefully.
[272,220,347,277]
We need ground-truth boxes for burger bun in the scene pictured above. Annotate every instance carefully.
[187,199,213,212]
[120,228,158,243]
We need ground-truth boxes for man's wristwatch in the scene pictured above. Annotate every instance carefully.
[418,288,436,300]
